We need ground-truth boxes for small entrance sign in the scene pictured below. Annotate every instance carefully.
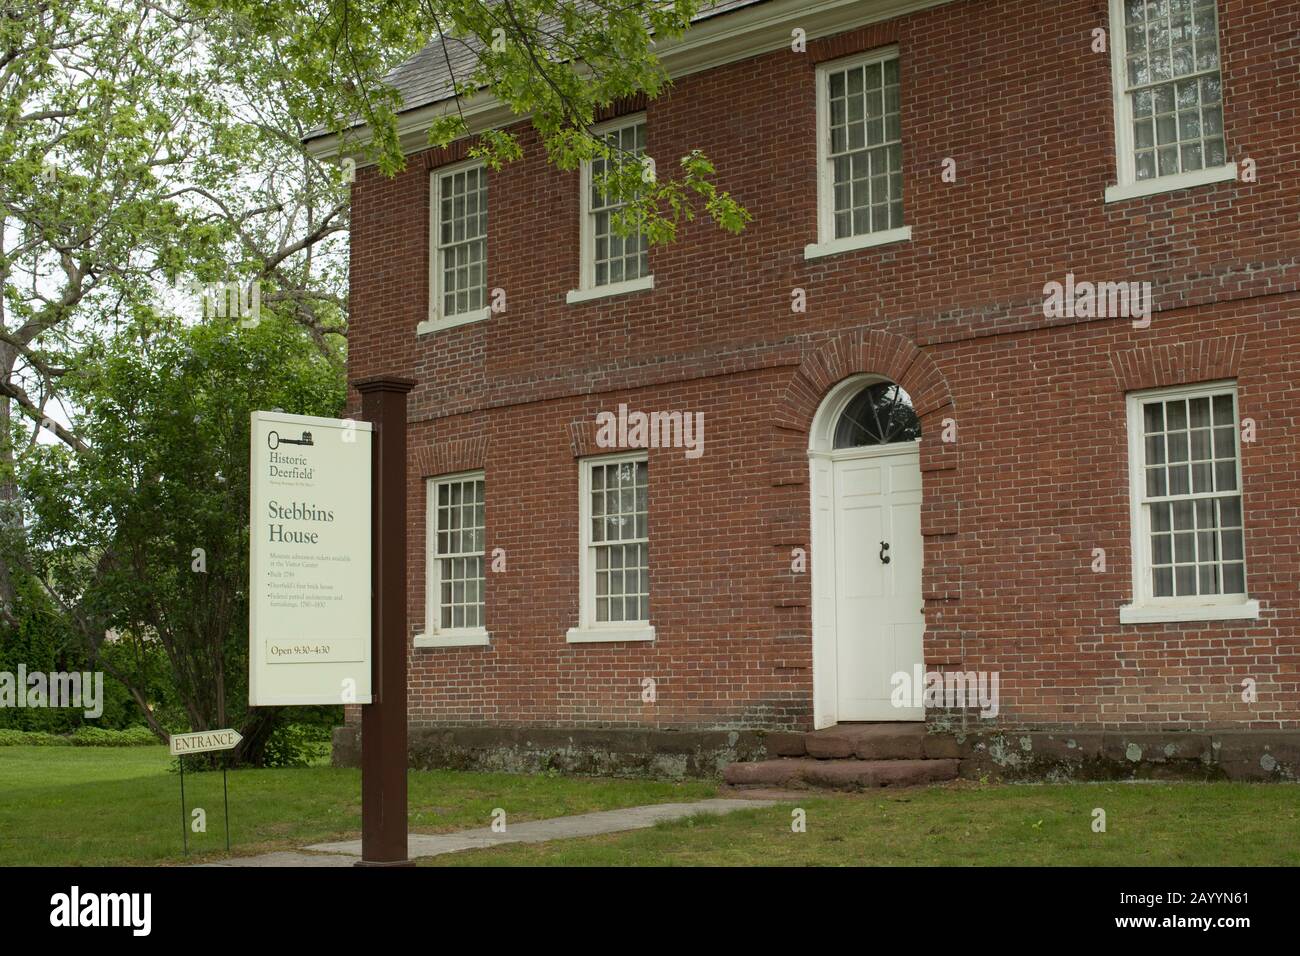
[169,729,242,756]
[172,729,241,854]
[249,411,374,706]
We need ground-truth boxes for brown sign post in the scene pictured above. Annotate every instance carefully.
[354,376,416,866]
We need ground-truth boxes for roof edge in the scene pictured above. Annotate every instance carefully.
[305,0,955,164]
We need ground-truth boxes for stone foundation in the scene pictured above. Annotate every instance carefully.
[331,724,770,780]
[952,730,1300,783]
[333,724,1300,783]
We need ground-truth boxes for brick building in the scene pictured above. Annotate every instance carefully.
[310,0,1300,773]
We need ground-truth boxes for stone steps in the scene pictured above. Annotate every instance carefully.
[767,722,960,761]
[723,757,959,791]
[722,723,961,791]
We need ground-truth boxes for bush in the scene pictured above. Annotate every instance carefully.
[0,726,158,747]
[68,725,158,746]
[260,722,333,768]
[0,574,146,732]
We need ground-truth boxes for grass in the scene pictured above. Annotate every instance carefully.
[4,746,1297,866]
[425,781,1300,867]
[0,746,715,866]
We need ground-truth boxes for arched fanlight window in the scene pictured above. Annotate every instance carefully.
[833,382,921,449]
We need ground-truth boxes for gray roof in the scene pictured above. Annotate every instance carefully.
[382,0,770,117]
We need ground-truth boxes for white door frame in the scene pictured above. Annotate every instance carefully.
[808,374,924,729]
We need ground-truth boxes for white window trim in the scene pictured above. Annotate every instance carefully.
[415,470,491,648]
[1105,163,1237,203]
[807,46,908,261]
[1121,380,1259,625]
[1104,0,1235,204]
[565,274,654,304]
[567,114,653,304]
[566,450,655,644]
[805,226,912,260]
[420,158,490,335]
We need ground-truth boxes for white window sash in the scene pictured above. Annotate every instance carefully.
[1106,0,1233,196]
[1124,381,1254,617]
[569,451,655,643]
[425,159,489,331]
[814,46,902,247]
[578,114,649,293]
[422,471,488,644]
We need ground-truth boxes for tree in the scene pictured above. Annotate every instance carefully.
[14,312,345,763]
[199,0,751,244]
[0,0,354,619]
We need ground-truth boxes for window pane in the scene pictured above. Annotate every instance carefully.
[827,57,902,238]
[1219,496,1242,527]
[587,458,649,623]
[1215,461,1237,491]
[433,478,485,629]
[589,120,648,287]
[435,168,488,318]
[833,382,921,449]
[1123,0,1225,180]
[1140,390,1246,601]
[1153,566,1174,597]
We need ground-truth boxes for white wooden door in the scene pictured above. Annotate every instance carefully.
[832,449,924,720]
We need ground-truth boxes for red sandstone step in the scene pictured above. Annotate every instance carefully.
[804,723,928,760]
[776,723,962,760]
[723,757,958,791]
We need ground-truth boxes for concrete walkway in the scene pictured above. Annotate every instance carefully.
[205,798,773,867]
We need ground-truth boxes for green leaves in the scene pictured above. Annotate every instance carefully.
[200,0,750,242]
[18,313,344,737]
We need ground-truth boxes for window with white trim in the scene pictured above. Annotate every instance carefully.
[809,48,907,258]
[423,472,487,644]
[428,162,487,328]
[577,116,650,295]
[1125,383,1255,622]
[568,453,653,643]
[1109,0,1229,195]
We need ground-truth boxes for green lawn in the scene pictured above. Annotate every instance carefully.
[4,746,1297,866]
[426,782,1300,867]
[0,746,715,866]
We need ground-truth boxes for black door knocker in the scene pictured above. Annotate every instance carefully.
[879,541,891,565]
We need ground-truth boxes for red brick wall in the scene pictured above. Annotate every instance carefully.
[346,0,1300,731]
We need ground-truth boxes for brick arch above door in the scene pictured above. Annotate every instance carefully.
[765,328,965,658]
[771,329,959,477]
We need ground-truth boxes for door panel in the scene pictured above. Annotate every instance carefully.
[832,450,924,721]
[810,456,838,729]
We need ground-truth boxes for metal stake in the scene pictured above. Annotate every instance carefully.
[222,757,231,852]
[179,754,188,855]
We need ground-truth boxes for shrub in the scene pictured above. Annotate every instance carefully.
[260,722,332,768]
[0,726,158,747]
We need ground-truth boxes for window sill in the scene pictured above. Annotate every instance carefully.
[565,275,654,304]
[413,628,491,648]
[804,226,911,261]
[565,625,655,644]
[1104,163,1237,204]
[416,307,491,335]
[1119,600,1260,625]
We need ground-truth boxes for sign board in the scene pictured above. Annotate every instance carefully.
[249,411,373,706]
[169,728,243,756]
